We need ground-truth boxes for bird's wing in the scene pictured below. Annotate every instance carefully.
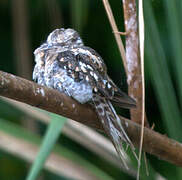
[53,47,136,108]
[54,48,112,96]
[71,46,136,108]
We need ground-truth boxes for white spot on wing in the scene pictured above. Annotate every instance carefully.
[90,71,94,76]
[81,66,87,73]
[86,76,89,81]
[94,87,98,92]
[60,57,64,62]
[93,73,98,81]
[87,64,93,70]
[107,83,111,89]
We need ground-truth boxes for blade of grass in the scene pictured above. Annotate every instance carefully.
[102,0,127,71]
[144,0,182,142]
[0,118,114,180]
[0,119,115,180]
[163,1,182,107]
[127,148,157,180]
[26,114,67,180]
[137,0,145,179]
[144,0,182,178]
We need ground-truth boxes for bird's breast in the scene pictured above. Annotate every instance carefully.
[44,60,93,104]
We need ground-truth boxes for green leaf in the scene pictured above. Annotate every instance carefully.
[163,0,182,106]
[144,0,182,143]
[26,113,67,180]
[144,1,182,179]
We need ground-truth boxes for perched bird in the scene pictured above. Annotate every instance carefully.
[33,28,136,168]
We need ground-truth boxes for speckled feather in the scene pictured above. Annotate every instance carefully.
[33,28,137,167]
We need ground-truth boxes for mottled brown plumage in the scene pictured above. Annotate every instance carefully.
[33,28,137,168]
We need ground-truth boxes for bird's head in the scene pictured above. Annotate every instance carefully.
[47,28,83,48]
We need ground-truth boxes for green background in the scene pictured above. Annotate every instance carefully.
[0,0,182,179]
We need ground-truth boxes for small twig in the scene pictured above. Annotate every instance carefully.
[113,31,129,36]
[102,0,128,73]
[1,71,182,167]
[137,0,145,178]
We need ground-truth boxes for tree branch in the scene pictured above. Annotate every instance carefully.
[0,70,182,167]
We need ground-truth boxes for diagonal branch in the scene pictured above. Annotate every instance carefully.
[0,70,182,167]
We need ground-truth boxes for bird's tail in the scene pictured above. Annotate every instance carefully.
[92,95,138,168]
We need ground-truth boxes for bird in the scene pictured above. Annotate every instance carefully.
[33,28,137,168]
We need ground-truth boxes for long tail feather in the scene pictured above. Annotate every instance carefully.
[92,95,138,168]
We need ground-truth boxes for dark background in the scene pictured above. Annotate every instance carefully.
[0,0,182,179]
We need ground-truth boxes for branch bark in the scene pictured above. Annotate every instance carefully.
[122,0,148,127]
[0,70,182,167]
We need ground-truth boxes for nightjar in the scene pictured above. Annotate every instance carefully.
[33,28,136,168]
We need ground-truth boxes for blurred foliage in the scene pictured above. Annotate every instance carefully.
[27,114,67,180]
[0,0,182,179]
